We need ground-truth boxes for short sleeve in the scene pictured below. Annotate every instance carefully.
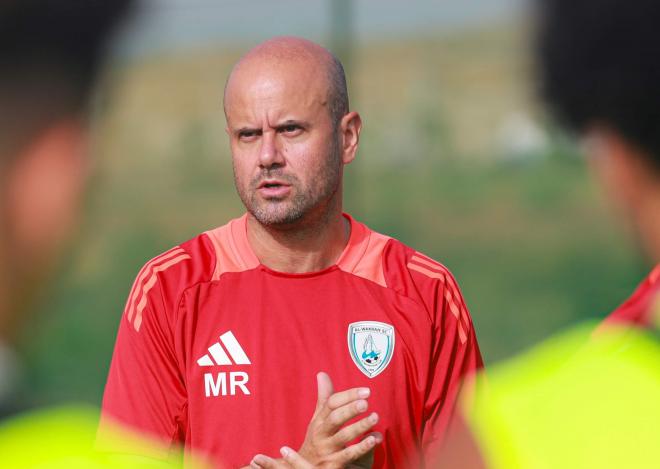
[98,252,190,458]
[421,269,483,462]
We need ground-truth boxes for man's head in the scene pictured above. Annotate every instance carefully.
[537,0,660,262]
[223,36,361,228]
[0,0,134,339]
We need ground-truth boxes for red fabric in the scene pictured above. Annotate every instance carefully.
[100,214,483,468]
[604,264,660,329]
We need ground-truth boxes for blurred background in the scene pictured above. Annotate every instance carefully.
[17,0,647,407]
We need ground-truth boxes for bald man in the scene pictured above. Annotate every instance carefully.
[99,37,483,469]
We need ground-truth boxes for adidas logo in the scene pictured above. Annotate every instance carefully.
[197,331,251,366]
[198,331,251,397]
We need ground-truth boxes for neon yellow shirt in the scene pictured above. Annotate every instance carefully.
[0,404,185,468]
[467,324,660,469]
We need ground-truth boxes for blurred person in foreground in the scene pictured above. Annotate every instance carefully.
[438,0,660,467]
[0,1,190,467]
[98,36,483,469]
[0,4,370,469]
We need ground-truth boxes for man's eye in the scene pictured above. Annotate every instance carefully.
[239,130,258,140]
[280,125,302,135]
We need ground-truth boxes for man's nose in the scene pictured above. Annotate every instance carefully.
[258,131,284,168]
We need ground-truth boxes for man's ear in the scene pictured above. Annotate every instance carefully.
[583,127,655,217]
[4,119,89,262]
[339,111,362,165]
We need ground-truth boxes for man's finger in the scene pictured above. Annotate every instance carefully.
[321,399,370,434]
[250,454,285,468]
[331,412,379,446]
[333,432,383,465]
[315,371,335,412]
[325,386,371,411]
[281,446,314,469]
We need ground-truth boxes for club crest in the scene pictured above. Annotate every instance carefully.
[347,321,395,378]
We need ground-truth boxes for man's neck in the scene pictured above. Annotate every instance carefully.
[636,193,660,267]
[246,209,351,274]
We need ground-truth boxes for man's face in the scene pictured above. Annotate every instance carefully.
[224,58,342,227]
[0,121,87,339]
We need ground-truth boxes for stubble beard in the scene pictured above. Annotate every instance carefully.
[234,138,342,228]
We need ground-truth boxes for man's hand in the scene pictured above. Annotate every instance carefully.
[248,372,382,469]
[250,442,379,469]
[299,372,383,467]
[298,372,381,466]
[250,447,314,468]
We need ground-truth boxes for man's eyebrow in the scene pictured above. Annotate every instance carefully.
[234,126,261,134]
[274,119,309,128]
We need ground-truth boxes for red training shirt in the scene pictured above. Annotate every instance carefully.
[100,213,483,468]
[604,264,660,329]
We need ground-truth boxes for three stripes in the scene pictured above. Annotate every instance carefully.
[198,331,251,366]
[125,246,191,332]
[407,253,471,344]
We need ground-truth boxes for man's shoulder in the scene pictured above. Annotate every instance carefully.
[361,222,458,286]
[355,218,463,295]
[133,214,252,289]
[122,231,218,331]
[133,231,217,288]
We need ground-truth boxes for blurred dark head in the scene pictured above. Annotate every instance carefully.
[0,0,135,341]
[0,0,134,159]
[537,0,660,169]
[536,0,660,264]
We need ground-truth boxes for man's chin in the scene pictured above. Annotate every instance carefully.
[249,205,306,228]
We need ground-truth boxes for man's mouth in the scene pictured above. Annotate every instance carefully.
[258,179,289,188]
[257,180,291,197]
